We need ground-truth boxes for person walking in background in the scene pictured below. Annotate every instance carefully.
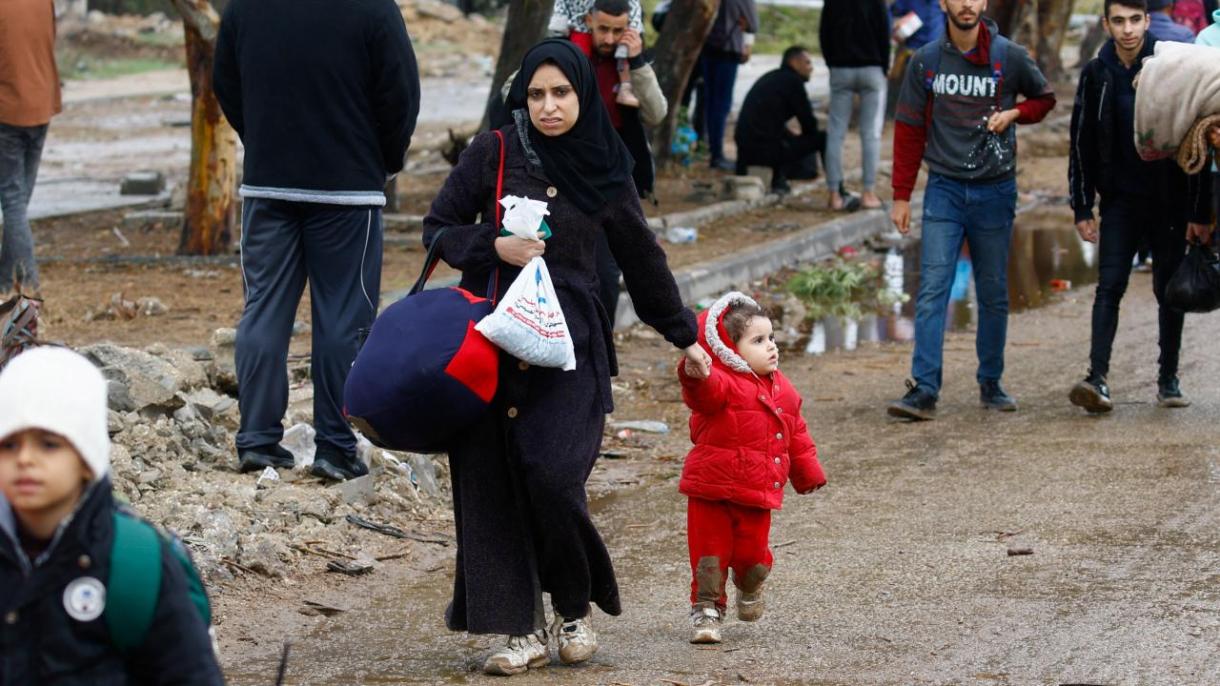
[1148,0,1198,41]
[891,0,947,51]
[886,0,1056,421]
[0,0,61,300]
[734,46,826,195]
[1171,0,1212,34]
[701,0,758,171]
[887,0,947,116]
[1196,1,1220,223]
[819,0,891,211]
[1068,0,1215,414]
[213,0,420,480]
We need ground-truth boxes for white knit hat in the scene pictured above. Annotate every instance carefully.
[0,347,110,480]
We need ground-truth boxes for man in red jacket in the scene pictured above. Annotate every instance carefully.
[887,0,1055,421]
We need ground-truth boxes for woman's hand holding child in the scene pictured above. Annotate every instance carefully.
[682,344,713,380]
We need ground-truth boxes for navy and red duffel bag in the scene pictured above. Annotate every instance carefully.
[344,227,500,453]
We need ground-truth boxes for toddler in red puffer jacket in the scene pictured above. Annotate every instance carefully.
[676,291,826,645]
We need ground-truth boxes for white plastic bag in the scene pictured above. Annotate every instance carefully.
[499,195,550,240]
[476,256,576,370]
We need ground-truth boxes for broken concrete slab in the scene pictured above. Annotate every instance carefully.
[120,170,167,196]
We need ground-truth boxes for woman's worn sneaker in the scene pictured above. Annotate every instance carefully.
[689,605,722,644]
[551,614,598,665]
[736,584,765,622]
[482,632,549,676]
[1069,373,1112,414]
[1157,375,1191,408]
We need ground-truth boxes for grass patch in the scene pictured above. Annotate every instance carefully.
[640,2,821,56]
[57,52,180,80]
[755,6,821,55]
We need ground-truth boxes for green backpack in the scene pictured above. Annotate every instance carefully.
[103,510,212,652]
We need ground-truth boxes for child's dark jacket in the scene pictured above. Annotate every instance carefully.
[0,479,223,685]
[678,294,826,510]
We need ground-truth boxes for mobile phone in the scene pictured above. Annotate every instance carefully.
[614,44,628,60]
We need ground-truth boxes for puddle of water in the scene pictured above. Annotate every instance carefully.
[869,222,1097,342]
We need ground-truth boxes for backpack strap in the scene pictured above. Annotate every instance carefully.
[106,510,213,653]
[106,511,163,653]
[917,30,1014,115]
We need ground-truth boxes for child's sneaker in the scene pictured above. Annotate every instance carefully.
[688,605,722,644]
[736,583,765,622]
[552,615,598,664]
[482,632,549,676]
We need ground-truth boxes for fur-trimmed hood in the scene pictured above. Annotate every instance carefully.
[695,291,760,375]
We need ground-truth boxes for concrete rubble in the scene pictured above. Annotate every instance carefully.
[86,333,453,583]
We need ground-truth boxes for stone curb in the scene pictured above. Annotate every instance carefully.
[613,208,893,330]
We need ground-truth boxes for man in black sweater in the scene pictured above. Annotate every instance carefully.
[1068,0,1213,414]
[733,46,825,194]
[819,0,890,210]
[214,0,420,480]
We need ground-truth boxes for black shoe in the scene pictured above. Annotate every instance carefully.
[1069,372,1112,414]
[979,380,1017,412]
[237,444,296,473]
[837,182,862,212]
[770,176,792,196]
[310,442,369,482]
[886,379,937,421]
[710,157,736,172]
[1157,375,1190,408]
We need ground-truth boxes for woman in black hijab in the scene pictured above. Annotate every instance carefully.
[423,39,710,676]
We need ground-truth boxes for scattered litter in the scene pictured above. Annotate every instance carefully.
[326,555,376,576]
[255,466,280,489]
[1007,547,1034,556]
[1049,279,1072,291]
[346,514,407,539]
[665,226,698,244]
[772,540,798,549]
[299,600,346,617]
[112,227,130,247]
[609,420,670,434]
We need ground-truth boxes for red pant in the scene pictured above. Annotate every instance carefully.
[687,497,773,608]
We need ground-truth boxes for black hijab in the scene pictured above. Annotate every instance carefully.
[506,39,635,215]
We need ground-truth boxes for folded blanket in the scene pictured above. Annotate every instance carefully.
[1177,113,1220,175]
[1134,41,1220,162]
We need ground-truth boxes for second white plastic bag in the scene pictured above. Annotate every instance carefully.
[476,256,576,371]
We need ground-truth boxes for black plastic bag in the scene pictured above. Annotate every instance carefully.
[1165,243,1220,313]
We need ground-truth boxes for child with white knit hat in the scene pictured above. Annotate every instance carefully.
[0,347,224,684]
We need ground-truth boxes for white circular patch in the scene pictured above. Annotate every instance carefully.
[62,577,106,622]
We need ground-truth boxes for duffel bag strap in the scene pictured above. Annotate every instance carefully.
[413,130,508,301]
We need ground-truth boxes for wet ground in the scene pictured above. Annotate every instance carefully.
[222,230,1220,684]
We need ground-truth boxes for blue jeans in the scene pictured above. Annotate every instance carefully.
[911,174,1017,397]
[0,123,47,293]
[700,51,739,163]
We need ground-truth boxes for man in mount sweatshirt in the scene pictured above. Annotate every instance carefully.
[1068,0,1214,413]
[214,0,420,480]
[886,0,1055,421]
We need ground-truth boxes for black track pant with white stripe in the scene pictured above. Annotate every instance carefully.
[235,198,383,454]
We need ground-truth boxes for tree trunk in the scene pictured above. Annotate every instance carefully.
[480,0,555,131]
[651,0,721,162]
[988,0,1076,80]
[169,0,237,256]
[1034,0,1075,81]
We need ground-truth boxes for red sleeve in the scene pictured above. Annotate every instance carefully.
[787,404,825,494]
[1015,92,1056,125]
[678,361,731,415]
[892,119,928,202]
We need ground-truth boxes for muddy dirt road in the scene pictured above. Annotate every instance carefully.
[222,275,1220,686]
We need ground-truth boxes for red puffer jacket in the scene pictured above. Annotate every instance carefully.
[677,292,826,510]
